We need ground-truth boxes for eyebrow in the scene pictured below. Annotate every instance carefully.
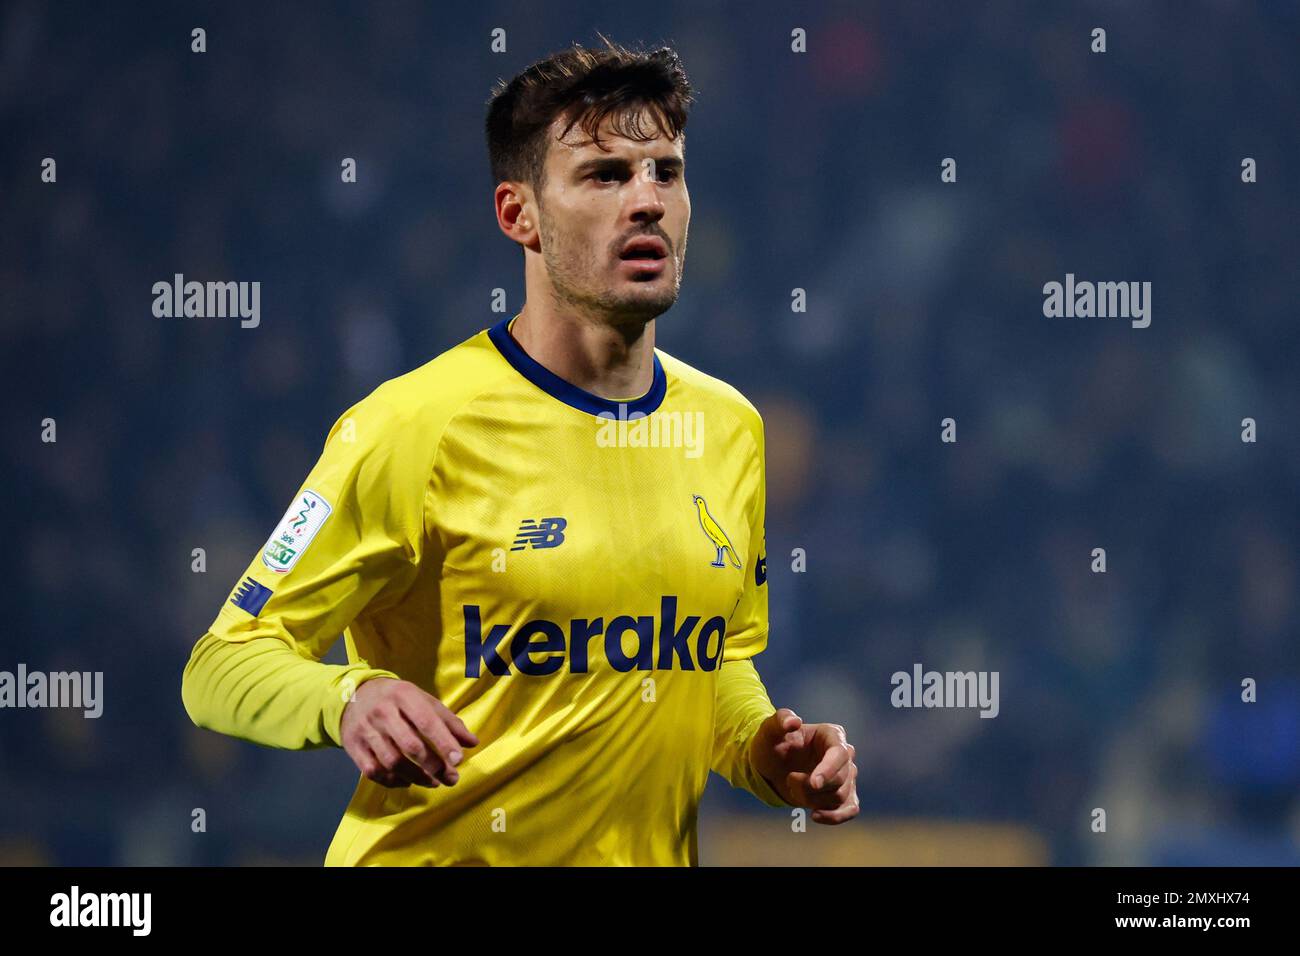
[573,155,684,176]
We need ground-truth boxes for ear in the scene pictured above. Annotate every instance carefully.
[495,181,539,250]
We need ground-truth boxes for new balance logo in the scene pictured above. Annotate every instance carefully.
[512,517,567,551]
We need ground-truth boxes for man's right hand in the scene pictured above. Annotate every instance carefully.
[339,677,479,788]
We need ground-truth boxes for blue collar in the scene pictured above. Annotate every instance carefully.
[487,315,668,418]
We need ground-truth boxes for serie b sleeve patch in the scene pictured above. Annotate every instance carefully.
[261,489,332,573]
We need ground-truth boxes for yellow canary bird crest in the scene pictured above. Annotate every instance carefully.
[691,494,742,569]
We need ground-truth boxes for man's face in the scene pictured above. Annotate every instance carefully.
[532,108,690,327]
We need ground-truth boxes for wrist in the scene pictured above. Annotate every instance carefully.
[330,669,399,746]
[745,711,789,806]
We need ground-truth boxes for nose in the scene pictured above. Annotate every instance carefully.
[627,167,666,225]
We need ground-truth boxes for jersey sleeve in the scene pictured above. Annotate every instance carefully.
[723,406,768,661]
[710,405,785,806]
[711,657,787,807]
[181,389,432,750]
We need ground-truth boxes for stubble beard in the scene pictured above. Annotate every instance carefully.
[538,214,686,331]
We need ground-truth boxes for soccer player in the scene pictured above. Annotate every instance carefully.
[181,37,859,866]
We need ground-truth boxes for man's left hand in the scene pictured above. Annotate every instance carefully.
[749,708,859,824]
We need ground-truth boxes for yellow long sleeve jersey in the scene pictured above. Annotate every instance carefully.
[182,315,787,865]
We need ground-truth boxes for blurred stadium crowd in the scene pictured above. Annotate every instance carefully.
[2,1,1297,865]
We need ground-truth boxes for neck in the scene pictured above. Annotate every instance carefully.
[509,304,657,401]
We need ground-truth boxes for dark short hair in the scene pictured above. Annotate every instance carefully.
[485,35,695,197]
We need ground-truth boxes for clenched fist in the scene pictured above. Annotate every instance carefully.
[340,677,479,788]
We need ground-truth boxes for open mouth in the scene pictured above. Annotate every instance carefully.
[618,239,668,276]
[618,237,668,261]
